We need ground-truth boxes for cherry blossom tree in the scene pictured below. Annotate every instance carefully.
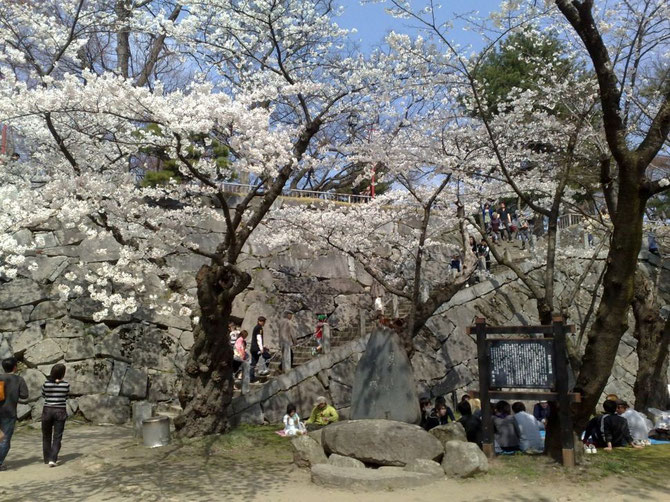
[267,41,481,354]
[380,0,670,431]
[0,0,380,437]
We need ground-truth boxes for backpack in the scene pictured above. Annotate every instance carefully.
[0,380,5,402]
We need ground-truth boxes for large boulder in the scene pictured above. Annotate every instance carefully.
[322,419,443,466]
[429,422,467,447]
[311,464,437,491]
[78,394,130,424]
[350,328,421,424]
[291,435,328,468]
[441,440,489,478]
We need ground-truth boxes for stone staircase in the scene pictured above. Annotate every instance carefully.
[232,325,370,397]
[231,241,532,399]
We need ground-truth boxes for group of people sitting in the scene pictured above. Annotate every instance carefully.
[491,400,545,454]
[583,397,652,451]
[419,395,484,447]
[420,395,550,454]
[280,396,339,436]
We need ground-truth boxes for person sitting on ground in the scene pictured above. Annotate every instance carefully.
[585,399,642,450]
[419,395,433,431]
[617,400,652,443]
[282,403,306,436]
[469,398,482,418]
[583,411,607,448]
[305,396,339,429]
[457,401,482,447]
[602,399,642,450]
[512,402,543,453]
[493,400,521,453]
[426,396,456,429]
[532,400,550,428]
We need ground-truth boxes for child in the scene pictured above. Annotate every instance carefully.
[312,315,326,355]
[283,403,306,436]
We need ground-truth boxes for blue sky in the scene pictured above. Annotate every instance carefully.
[337,0,505,51]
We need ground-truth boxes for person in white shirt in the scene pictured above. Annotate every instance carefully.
[282,403,306,436]
[617,401,652,442]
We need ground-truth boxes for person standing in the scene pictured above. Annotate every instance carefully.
[233,330,249,376]
[477,239,491,273]
[250,316,267,381]
[498,202,512,241]
[278,311,297,373]
[482,203,492,232]
[42,363,70,467]
[0,357,29,471]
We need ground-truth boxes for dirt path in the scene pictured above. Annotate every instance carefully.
[2,423,668,502]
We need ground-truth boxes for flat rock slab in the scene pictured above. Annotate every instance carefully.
[322,419,443,466]
[328,453,365,469]
[351,328,421,424]
[311,464,439,491]
[403,458,444,477]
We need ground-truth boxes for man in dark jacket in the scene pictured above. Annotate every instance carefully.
[0,357,29,470]
[603,400,641,450]
[583,399,643,450]
[250,316,267,381]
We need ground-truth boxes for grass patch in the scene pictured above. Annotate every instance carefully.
[582,445,670,488]
[178,424,292,467]
[489,445,670,489]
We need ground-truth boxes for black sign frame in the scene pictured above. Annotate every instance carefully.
[468,317,579,467]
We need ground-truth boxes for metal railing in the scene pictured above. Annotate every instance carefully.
[134,174,372,204]
[557,213,584,230]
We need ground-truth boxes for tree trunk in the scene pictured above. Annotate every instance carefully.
[632,269,670,412]
[175,264,250,437]
[115,1,130,78]
[573,178,645,430]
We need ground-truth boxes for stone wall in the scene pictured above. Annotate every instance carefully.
[1,217,668,423]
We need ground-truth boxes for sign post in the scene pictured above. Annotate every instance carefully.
[468,316,579,466]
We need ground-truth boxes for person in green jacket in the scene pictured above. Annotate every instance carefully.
[305,396,339,429]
